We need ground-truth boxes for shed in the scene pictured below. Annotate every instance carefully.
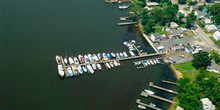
[205,25,218,32]
[170,22,178,29]
[174,45,185,51]
[195,11,207,18]
[167,29,182,36]
[202,18,213,25]
[213,31,220,41]
[151,33,161,42]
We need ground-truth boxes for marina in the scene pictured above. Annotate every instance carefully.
[162,80,179,85]
[118,22,138,26]
[136,99,162,110]
[149,82,178,95]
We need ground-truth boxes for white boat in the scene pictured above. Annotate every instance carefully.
[88,54,94,62]
[129,51,135,57]
[156,59,160,63]
[87,65,94,74]
[147,61,151,65]
[102,53,108,61]
[92,63,97,70]
[64,58,68,64]
[109,62,114,67]
[93,54,99,61]
[77,65,83,74]
[123,42,128,46]
[107,53,112,59]
[82,66,88,72]
[113,61,118,66]
[57,65,64,77]
[97,64,102,70]
[106,63,111,69]
[123,51,128,57]
[74,57,80,65]
[150,60,154,65]
[130,40,136,44]
[144,89,154,95]
[84,55,90,63]
[117,60,120,66]
[111,53,116,58]
[116,53,121,59]
[78,55,84,63]
[143,61,148,66]
[97,53,102,60]
[67,67,74,77]
[138,105,146,109]
[68,57,74,65]
[120,53,125,58]
[153,60,157,64]
[135,61,141,65]
[55,55,62,64]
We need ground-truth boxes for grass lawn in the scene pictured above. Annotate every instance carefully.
[173,62,199,80]
[154,26,168,35]
[179,24,186,28]
[210,37,220,48]
[184,30,195,37]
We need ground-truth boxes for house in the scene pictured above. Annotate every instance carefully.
[167,29,182,36]
[200,98,216,110]
[178,10,187,17]
[197,0,206,2]
[213,31,220,41]
[205,25,218,32]
[176,106,184,110]
[146,2,159,10]
[174,45,185,51]
[185,45,193,53]
[157,46,165,51]
[151,33,161,42]
[170,22,178,29]
[206,60,220,73]
[202,18,213,25]
[195,11,207,18]
[190,6,198,11]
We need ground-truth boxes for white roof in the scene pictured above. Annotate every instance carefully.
[203,18,213,24]
[205,25,218,30]
[214,31,220,36]
[201,98,215,110]
[146,2,159,6]
[170,22,178,27]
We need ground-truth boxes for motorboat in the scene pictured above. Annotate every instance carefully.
[111,53,116,58]
[143,61,148,66]
[74,57,80,65]
[113,61,118,66]
[123,51,128,57]
[144,89,154,95]
[129,51,135,57]
[87,65,94,74]
[109,62,114,68]
[156,59,160,63]
[150,60,154,65]
[84,55,90,63]
[92,63,97,70]
[57,65,64,77]
[64,58,68,64]
[97,53,102,60]
[106,63,111,69]
[130,40,136,44]
[147,61,151,65]
[88,54,94,62]
[107,53,112,59]
[82,66,88,72]
[68,57,74,65]
[116,53,121,59]
[97,64,102,70]
[138,105,146,109]
[102,53,108,61]
[134,61,141,65]
[117,60,120,66]
[77,65,83,74]
[78,55,84,63]
[123,42,128,46]
[93,54,99,61]
[67,67,74,77]
[153,60,157,64]
[55,55,62,64]
[120,53,125,58]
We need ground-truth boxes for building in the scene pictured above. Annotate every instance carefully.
[170,22,178,29]
[190,6,198,11]
[174,45,185,51]
[202,18,213,25]
[157,46,165,51]
[151,33,161,42]
[206,60,220,73]
[195,11,207,18]
[200,98,216,110]
[205,25,218,32]
[213,31,220,41]
[167,29,182,36]
[185,45,193,53]
[178,10,187,17]
[146,2,159,7]
[176,106,184,110]
[197,0,206,2]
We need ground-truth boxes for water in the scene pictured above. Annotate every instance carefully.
[0,0,177,110]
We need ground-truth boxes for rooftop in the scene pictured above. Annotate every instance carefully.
[167,29,182,35]
[196,11,207,15]
[207,60,220,73]
[205,24,218,30]
[146,2,159,6]
[152,33,161,39]
[200,98,216,110]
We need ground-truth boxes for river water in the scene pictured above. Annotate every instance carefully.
[0,0,177,110]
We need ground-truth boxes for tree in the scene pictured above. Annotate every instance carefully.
[198,5,204,11]
[129,2,143,21]
[151,7,166,25]
[185,12,196,28]
[143,19,155,34]
[138,0,146,7]
[188,1,197,6]
[164,5,178,23]
[192,51,211,69]
[178,0,186,4]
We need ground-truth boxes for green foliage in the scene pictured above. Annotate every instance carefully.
[143,19,155,34]
[129,2,144,21]
[210,50,220,64]
[188,1,197,6]
[186,12,196,28]
[198,5,204,11]
[210,37,220,48]
[178,0,186,4]
[138,0,146,7]
[210,3,220,25]
[192,51,211,69]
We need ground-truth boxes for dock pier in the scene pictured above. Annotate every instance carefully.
[105,0,131,3]
[142,33,159,53]
[149,82,178,95]
[136,99,162,110]
[118,22,137,26]
[141,91,177,104]
[162,80,179,85]
[60,56,70,77]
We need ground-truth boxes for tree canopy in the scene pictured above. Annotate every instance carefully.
[210,3,220,24]
[178,0,186,4]
[192,51,211,69]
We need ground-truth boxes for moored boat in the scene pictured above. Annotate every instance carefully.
[68,57,74,65]
[135,61,141,65]
[55,55,62,64]
[117,60,120,66]
[97,64,102,70]
[111,53,116,58]
[150,60,154,65]
[106,63,111,69]
[113,61,118,66]
[143,61,148,66]
[78,55,84,63]
[129,51,135,57]
[123,51,128,57]
[57,65,64,77]
[92,63,97,70]
[64,58,68,64]
[109,62,114,67]
[156,59,160,63]
[93,54,99,61]
[144,89,154,95]
[153,60,157,64]
[107,53,112,59]
[147,61,151,65]
[97,53,102,60]
[116,53,121,59]
[67,67,74,77]
[138,105,146,109]
[87,65,94,74]
[84,55,90,63]
[77,65,83,74]
[120,53,125,58]
[123,42,128,46]
[88,54,94,62]
[82,66,88,72]
[102,53,108,61]
[74,57,80,65]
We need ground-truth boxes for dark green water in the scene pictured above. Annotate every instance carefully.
[0,0,177,110]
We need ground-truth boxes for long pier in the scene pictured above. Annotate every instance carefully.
[141,91,177,104]
[142,33,159,53]
[136,99,162,110]
[162,80,179,85]
[118,22,137,26]
[105,0,131,3]
[149,82,178,95]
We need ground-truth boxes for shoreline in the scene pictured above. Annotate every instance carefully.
[169,64,183,80]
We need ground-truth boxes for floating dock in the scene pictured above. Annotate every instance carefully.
[118,22,138,26]
[120,16,129,20]
[149,82,178,95]
[105,0,131,3]
[136,99,162,110]
[162,80,179,85]
[141,91,177,104]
